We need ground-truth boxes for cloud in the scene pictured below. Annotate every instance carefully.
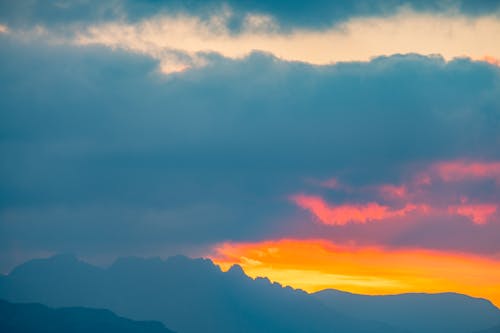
[280,159,500,261]
[223,0,500,29]
[1,34,500,270]
[67,10,500,73]
[290,194,419,225]
[4,2,500,74]
[433,160,500,183]
[448,204,498,225]
[210,238,500,307]
[294,160,500,225]
[2,0,500,31]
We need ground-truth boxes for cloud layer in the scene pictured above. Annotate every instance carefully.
[3,1,500,73]
[291,160,500,226]
[1,36,499,270]
[73,11,500,73]
[2,0,500,29]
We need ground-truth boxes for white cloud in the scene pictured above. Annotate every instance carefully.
[9,9,500,73]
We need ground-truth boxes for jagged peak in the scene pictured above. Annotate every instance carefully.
[227,264,245,276]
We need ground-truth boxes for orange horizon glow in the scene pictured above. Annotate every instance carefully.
[209,239,500,308]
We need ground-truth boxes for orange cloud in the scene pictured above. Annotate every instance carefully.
[449,204,498,225]
[483,56,500,66]
[210,239,500,307]
[290,194,418,225]
[433,161,500,183]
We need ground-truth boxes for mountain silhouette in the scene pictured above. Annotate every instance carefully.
[0,254,499,333]
[313,289,500,333]
[0,254,403,333]
[0,298,174,333]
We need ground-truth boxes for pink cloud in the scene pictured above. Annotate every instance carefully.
[290,194,418,226]
[448,204,498,225]
[295,160,500,227]
[433,161,500,183]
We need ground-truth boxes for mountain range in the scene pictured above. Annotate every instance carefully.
[314,289,500,333]
[0,254,499,333]
[0,298,174,333]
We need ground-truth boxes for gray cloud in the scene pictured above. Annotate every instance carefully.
[1,35,500,270]
[1,0,500,31]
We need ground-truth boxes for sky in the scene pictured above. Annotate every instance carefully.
[1,0,500,306]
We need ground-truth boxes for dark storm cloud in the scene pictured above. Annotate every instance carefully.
[1,34,500,270]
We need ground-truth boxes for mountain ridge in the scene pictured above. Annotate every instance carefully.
[314,288,500,333]
[0,298,174,333]
[1,254,499,333]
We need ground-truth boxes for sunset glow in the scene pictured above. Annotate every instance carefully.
[211,239,500,307]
